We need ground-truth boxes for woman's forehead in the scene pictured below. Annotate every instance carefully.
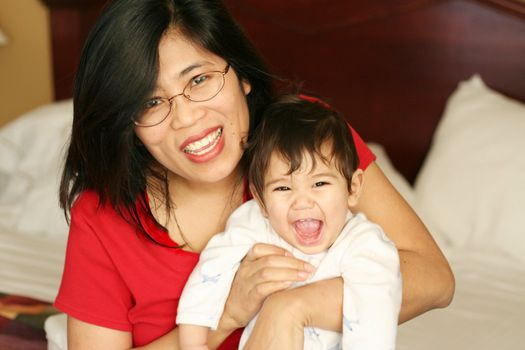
[157,32,223,78]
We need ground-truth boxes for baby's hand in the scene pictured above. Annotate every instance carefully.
[178,324,210,350]
[243,288,306,350]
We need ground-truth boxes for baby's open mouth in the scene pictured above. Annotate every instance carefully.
[293,218,323,246]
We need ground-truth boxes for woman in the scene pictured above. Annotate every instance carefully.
[56,0,454,349]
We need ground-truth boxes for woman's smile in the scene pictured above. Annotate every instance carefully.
[180,126,224,162]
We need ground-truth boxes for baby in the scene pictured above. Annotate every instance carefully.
[177,95,402,349]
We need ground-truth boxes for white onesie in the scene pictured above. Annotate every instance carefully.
[177,200,402,349]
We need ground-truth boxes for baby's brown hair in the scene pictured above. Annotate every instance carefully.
[247,94,359,203]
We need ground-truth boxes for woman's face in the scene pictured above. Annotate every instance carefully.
[135,31,251,186]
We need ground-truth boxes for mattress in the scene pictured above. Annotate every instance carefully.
[396,246,525,349]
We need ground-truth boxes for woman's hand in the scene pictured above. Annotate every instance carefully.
[219,243,314,331]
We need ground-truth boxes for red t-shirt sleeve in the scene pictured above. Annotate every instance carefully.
[54,193,133,331]
[348,124,376,170]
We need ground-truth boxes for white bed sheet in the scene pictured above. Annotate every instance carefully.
[0,231,66,303]
[397,246,525,349]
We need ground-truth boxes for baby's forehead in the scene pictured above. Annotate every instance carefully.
[268,149,337,175]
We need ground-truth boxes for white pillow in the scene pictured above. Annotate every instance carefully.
[0,100,73,239]
[415,75,525,260]
[367,142,416,208]
[367,143,451,249]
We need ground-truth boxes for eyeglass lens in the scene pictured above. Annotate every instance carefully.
[134,66,228,127]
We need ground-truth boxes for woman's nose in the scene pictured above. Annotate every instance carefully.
[169,97,205,129]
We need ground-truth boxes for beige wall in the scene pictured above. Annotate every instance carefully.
[0,0,53,127]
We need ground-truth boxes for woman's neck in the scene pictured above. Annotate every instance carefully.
[164,167,245,252]
[167,166,244,203]
[146,166,245,252]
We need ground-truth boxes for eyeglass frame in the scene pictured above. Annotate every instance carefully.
[134,63,231,127]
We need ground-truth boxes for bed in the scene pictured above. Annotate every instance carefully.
[1,0,524,349]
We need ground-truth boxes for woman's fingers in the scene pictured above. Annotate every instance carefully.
[251,280,294,300]
[258,266,311,284]
[223,243,315,329]
[242,246,316,301]
[246,243,315,276]
[245,243,291,261]
[250,258,314,282]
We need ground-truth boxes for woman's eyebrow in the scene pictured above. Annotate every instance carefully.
[152,61,214,93]
[179,61,212,77]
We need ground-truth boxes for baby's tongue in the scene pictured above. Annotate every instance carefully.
[294,219,321,237]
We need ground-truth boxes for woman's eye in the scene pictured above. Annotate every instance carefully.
[313,181,329,187]
[144,98,164,109]
[191,74,209,87]
[273,186,291,192]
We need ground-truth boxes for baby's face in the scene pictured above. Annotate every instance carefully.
[259,147,354,254]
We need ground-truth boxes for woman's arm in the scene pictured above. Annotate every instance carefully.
[67,316,133,349]
[68,316,185,350]
[67,313,238,350]
[245,162,455,349]
[355,162,455,321]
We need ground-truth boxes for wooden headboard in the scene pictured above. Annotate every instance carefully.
[43,0,525,182]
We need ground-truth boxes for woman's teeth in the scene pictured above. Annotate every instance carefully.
[183,128,222,155]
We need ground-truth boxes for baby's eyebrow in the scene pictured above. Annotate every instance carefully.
[311,172,338,179]
[264,177,288,188]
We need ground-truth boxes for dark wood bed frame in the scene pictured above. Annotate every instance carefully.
[41,0,525,183]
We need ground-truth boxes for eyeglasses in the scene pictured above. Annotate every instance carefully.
[134,64,231,127]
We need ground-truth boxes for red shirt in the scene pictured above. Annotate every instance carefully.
[54,127,375,348]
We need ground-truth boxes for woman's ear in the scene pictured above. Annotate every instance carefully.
[241,79,252,95]
[347,169,364,208]
[249,184,268,217]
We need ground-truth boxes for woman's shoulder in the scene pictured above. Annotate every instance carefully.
[70,190,126,224]
[71,190,105,214]
[68,190,144,244]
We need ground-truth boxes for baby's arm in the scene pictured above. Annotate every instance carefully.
[176,232,253,343]
[176,201,270,348]
[341,218,402,349]
[179,324,210,350]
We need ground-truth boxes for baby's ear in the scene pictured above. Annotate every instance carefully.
[347,169,364,208]
[249,184,268,217]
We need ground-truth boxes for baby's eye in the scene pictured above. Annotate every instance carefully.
[273,186,291,192]
[313,181,329,187]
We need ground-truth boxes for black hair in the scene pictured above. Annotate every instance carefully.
[247,95,359,203]
[59,0,274,238]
